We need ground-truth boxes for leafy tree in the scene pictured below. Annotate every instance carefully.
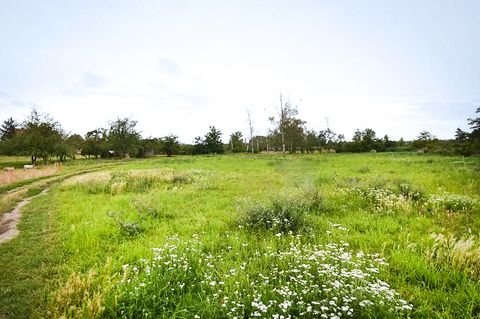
[349,128,380,152]
[163,134,179,157]
[108,118,141,158]
[82,128,108,159]
[304,129,318,153]
[468,107,480,141]
[17,110,64,164]
[138,138,164,157]
[228,131,245,153]
[192,136,205,155]
[204,126,224,154]
[64,134,84,159]
[455,128,469,142]
[0,117,18,140]
[361,128,378,151]
[413,131,436,151]
[383,135,396,151]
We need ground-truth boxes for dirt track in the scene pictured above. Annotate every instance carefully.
[0,189,48,245]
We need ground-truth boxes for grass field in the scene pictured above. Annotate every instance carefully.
[0,153,479,318]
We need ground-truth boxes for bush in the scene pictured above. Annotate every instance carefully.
[240,188,325,233]
[242,200,306,233]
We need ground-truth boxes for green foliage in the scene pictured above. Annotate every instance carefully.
[108,118,141,158]
[1,110,65,163]
[0,117,18,141]
[163,134,179,157]
[228,131,245,153]
[242,200,307,233]
[82,128,108,159]
[193,126,224,154]
[241,189,324,233]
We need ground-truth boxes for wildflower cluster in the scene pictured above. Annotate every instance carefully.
[110,232,412,318]
[344,187,410,214]
[339,184,477,216]
[424,193,477,213]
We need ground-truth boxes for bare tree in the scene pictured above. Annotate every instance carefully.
[246,109,254,154]
[269,94,300,153]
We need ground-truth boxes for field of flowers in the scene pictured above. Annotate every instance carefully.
[0,153,479,318]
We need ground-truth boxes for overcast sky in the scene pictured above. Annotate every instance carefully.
[1,0,479,143]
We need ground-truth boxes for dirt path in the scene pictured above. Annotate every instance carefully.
[0,189,49,245]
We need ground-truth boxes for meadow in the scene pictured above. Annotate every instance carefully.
[0,153,479,318]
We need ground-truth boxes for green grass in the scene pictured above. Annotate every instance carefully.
[0,153,479,318]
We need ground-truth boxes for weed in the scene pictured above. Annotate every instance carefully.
[49,259,118,319]
[428,233,480,278]
[397,182,425,202]
[49,270,104,319]
[132,200,162,218]
[358,166,371,174]
[107,211,144,237]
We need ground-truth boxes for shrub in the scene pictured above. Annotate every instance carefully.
[242,200,306,233]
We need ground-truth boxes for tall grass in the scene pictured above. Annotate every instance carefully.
[0,153,479,318]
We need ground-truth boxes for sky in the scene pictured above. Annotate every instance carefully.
[0,0,479,143]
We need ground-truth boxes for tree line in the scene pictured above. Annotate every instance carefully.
[0,102,479,163]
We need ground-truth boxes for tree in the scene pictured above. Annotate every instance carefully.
[82,128,108,158]
[246,109,254,154]
[163,134,179,157]
[204,126,224,154]
[229,131,245,153]
[108,118,141,158]
[193,136,206,155]
[455,128,469,142]
[65,134,84,159]
[467,107,480,141]
[18,110,64,164]
[361,128,378,151]
[137,138,163,158]
[0,117,18,140]
[304,129,318,153]
[413,131,436,151]
[269,95,305,153]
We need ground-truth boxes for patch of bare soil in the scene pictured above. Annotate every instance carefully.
[0,189,48,244]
